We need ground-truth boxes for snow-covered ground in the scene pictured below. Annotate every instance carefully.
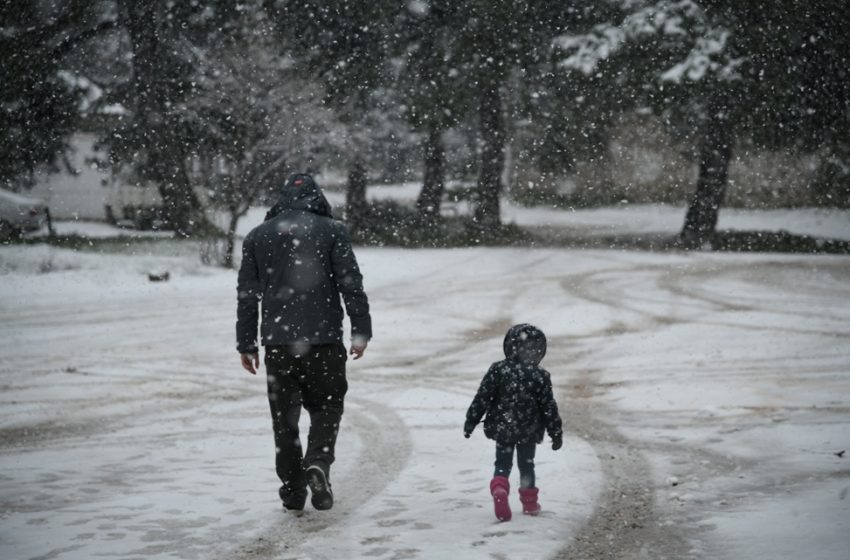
[26,179,849,242]
[320,182,850,241]
[1,204,849,560]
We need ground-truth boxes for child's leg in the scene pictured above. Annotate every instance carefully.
[516,442,537,488]
[490,441,515,521]
[516,443,541,514]
[493,441,515,478]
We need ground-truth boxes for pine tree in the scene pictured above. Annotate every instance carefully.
[555,0,850,244]
[678,0,850,242]
[428,0,596,227]
[397,2,472,220]
[100,1,210,236]
[264,0,405,232]
[0,0,115,190]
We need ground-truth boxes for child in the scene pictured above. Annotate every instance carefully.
[464,323,563,522]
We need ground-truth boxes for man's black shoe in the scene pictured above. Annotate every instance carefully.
[305,465,333,511]
[279,486,307,512]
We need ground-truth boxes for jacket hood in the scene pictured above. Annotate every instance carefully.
[503,323,547,365]
[265,173,333,220]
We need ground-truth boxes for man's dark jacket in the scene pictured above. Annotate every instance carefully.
[236,174,371,353]
[465,324,563,444]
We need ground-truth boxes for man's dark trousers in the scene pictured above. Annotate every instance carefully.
[264,343,348,498]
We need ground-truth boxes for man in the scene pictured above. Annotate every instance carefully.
[236,173,371,512]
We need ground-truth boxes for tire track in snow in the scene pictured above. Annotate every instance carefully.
[550,257,850,559]
[228,396,412,560]
[561,261,850,339]
[550,262,708,559]
[552,366,690,560]
[226,302,556,560]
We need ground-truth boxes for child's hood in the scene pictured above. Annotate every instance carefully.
[503,323,547,366]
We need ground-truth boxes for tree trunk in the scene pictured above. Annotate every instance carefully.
[223,210,239,269]
[681,91,733,246]
[158,147,201,237]
[416,125,445,219]
[346,159,368,231]
[474,79,505,228]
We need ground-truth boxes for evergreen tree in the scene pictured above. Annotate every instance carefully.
[264,0,405,231]
[99,1,213,236]
[675,0,850,242]
[513,2,628,204]
[556,0,850,244]
[185,9,345,267]
[0,0,115,190]
[725,0,850,208]
[397,1,472,219]
[429,0,596,227]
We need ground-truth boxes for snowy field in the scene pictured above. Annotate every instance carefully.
[328,183,850,241]
[2,204,849,560]
[29,181,850,242]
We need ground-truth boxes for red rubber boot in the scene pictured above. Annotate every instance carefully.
[490,476,512,522]
[519,486,541,515]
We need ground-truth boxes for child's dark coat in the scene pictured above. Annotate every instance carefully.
[465,324,563,444]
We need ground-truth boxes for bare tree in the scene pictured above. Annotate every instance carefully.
[185,31,344,267]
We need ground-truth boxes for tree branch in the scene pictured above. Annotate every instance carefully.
[51,19,119,60]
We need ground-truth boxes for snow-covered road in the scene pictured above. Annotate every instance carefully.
[1,244,848,559]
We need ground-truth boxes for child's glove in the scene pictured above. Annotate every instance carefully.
[463,421,475,438]
[551,434,563,451]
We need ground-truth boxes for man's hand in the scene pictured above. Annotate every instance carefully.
[350,336,368,360]
[241,352,260,374]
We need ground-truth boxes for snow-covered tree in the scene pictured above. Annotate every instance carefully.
[264,0,406,232]
[555,0,850,244]
[185,16,345,267]
[412,1,600,228]
[554,1,734,241]
[397,2,474,219]
[99,1,213,236]
[0,0,116,191]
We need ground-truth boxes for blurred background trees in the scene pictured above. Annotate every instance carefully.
[3,0,848,251]
[0,0,116,190]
